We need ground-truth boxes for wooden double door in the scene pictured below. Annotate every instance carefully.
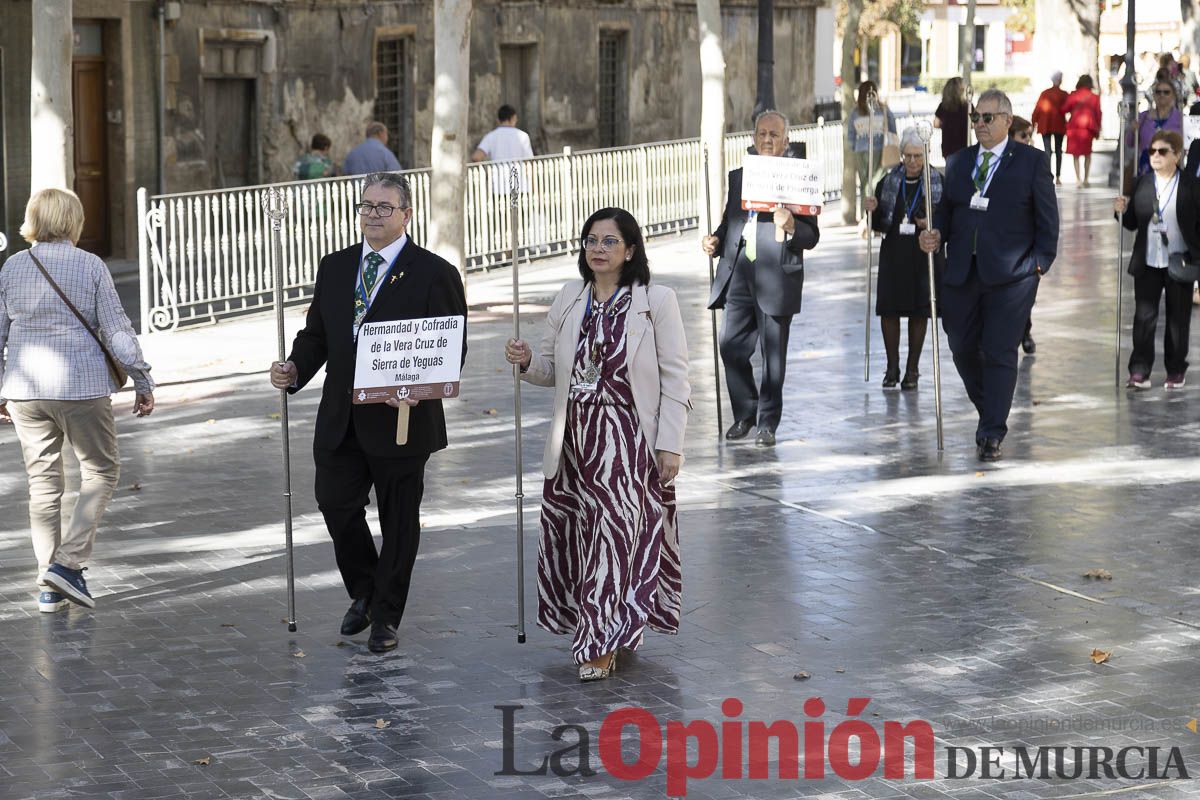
[72,23,110,256]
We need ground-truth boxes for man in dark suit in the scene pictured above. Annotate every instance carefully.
[920,89,1059,461]
[702,111,821,446]
[269,173,467,652]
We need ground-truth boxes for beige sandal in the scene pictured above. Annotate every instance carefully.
[578,651,617,682]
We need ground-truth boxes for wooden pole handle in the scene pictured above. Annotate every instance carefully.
[395,403,411,446]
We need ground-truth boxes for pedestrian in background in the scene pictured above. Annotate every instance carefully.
[0,188,155,613]
[934,77,969,160]
[1113,130,1198,390]
[1132,79,1182,177]
[863,128,944,390]
[1180,54,1199,105]
[343,122,402,176]
[293,133,334,180]
[505,207,690,682]
[848,81,897,215]
[1031,72,1068,186]
[470,104,534,164]
[1010,116,1040,354]
[1064,75,1103,187]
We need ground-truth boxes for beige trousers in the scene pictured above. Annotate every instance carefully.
[8,398,120,583]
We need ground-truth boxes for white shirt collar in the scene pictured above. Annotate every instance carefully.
[361,234,407,271]
[978,138,1008,162]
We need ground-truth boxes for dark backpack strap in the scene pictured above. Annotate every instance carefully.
[28,250,125,379]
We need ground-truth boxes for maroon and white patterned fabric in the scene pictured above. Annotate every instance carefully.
[537,291,682,664]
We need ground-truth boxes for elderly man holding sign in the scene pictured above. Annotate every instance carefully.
[269,172,467,653]
[702,110,821,446]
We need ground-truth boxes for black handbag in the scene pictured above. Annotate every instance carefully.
[28,251,131,390]
[1168,251,1200,284]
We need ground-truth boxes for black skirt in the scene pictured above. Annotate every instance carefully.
[875,187,944,317]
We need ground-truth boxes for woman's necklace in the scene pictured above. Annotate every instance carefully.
[581,285,625,386]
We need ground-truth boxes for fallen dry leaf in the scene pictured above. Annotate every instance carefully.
[335,641,349,647]
[205,419,217,425]
[835,667,845,674]
[193,756,212,766]
[1082,568,1113,580]
[268,412,281,420]
[374,718,390,729]
[220,623,236,628]
[485,408,498,416]
[792,671,811,681]
[292,650,306,658]
[129,482,142,492]
[1090,648,1112,664]
[974,471,985,478]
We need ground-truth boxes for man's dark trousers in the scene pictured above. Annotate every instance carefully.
[720,256,791,429]
[941,259,1039,443]
[315,417,429,627]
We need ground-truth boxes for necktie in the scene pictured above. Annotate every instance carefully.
[354,251,386,335]
[745,212,758,262]
[974,151,993,191]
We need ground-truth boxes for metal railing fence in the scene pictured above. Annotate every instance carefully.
[137,116,930,333]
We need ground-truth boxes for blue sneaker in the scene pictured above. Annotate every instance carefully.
[42,564,95,609]
[38,591,69,613]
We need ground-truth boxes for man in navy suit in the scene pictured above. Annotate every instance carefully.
[919,89,1059,461]
[269,173,467,652]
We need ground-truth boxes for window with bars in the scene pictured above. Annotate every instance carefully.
[597,31,628,148]
[375,36,414,168]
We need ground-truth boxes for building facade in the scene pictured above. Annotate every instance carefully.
[1,0,826,262]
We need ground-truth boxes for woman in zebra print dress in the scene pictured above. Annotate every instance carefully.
[505,208,691,681]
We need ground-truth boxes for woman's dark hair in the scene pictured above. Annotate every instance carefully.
[1075,74,1094,91]
[1149,129,1183,155]
[311,133,332,151]
[577,207,651,287]
[1010,115,1032,136]
[856,81,878,115]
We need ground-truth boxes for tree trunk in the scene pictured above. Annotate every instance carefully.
[754,0,775,120]
[840,0,863,225]
[697,0,726,232]
[1031,0,1100,92]
[30,0,74,191]
[429,0,472,282]
[959,0,977,90]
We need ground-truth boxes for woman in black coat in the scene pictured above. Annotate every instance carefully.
[863,128,945,390]
[1113,129,1199,390]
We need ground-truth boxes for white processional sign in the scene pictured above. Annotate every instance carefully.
[352,315,465,404]
[740,154,824,216]
[1186,116,1200,151]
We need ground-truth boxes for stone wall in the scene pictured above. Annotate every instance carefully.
[1,0,823,259]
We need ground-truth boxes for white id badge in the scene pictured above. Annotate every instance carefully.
[969,193,990,211]
[898,222,917,236]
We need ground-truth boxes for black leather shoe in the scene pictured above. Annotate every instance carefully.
[367,621,399,653]
[901,370,920,390]
[1021,333,1036,354]
[725,419,754,440]
[340,597,371,636]
[978,438,1002,462]
[755,427,776,446]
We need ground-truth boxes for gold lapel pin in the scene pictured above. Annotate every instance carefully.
[390,272,403,285]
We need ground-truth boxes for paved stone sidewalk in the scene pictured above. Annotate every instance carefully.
[2,186,1199,799]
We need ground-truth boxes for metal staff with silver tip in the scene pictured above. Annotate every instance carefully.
[702,145,725,435]
[1115,99,1131,385]
[509,165,527,644]
[263,188,298,632]
[915,121,944,452]
[864,88,879,381]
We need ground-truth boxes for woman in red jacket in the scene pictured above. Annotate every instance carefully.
[1063,75,1102,187]
[1031,71,1068,185]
